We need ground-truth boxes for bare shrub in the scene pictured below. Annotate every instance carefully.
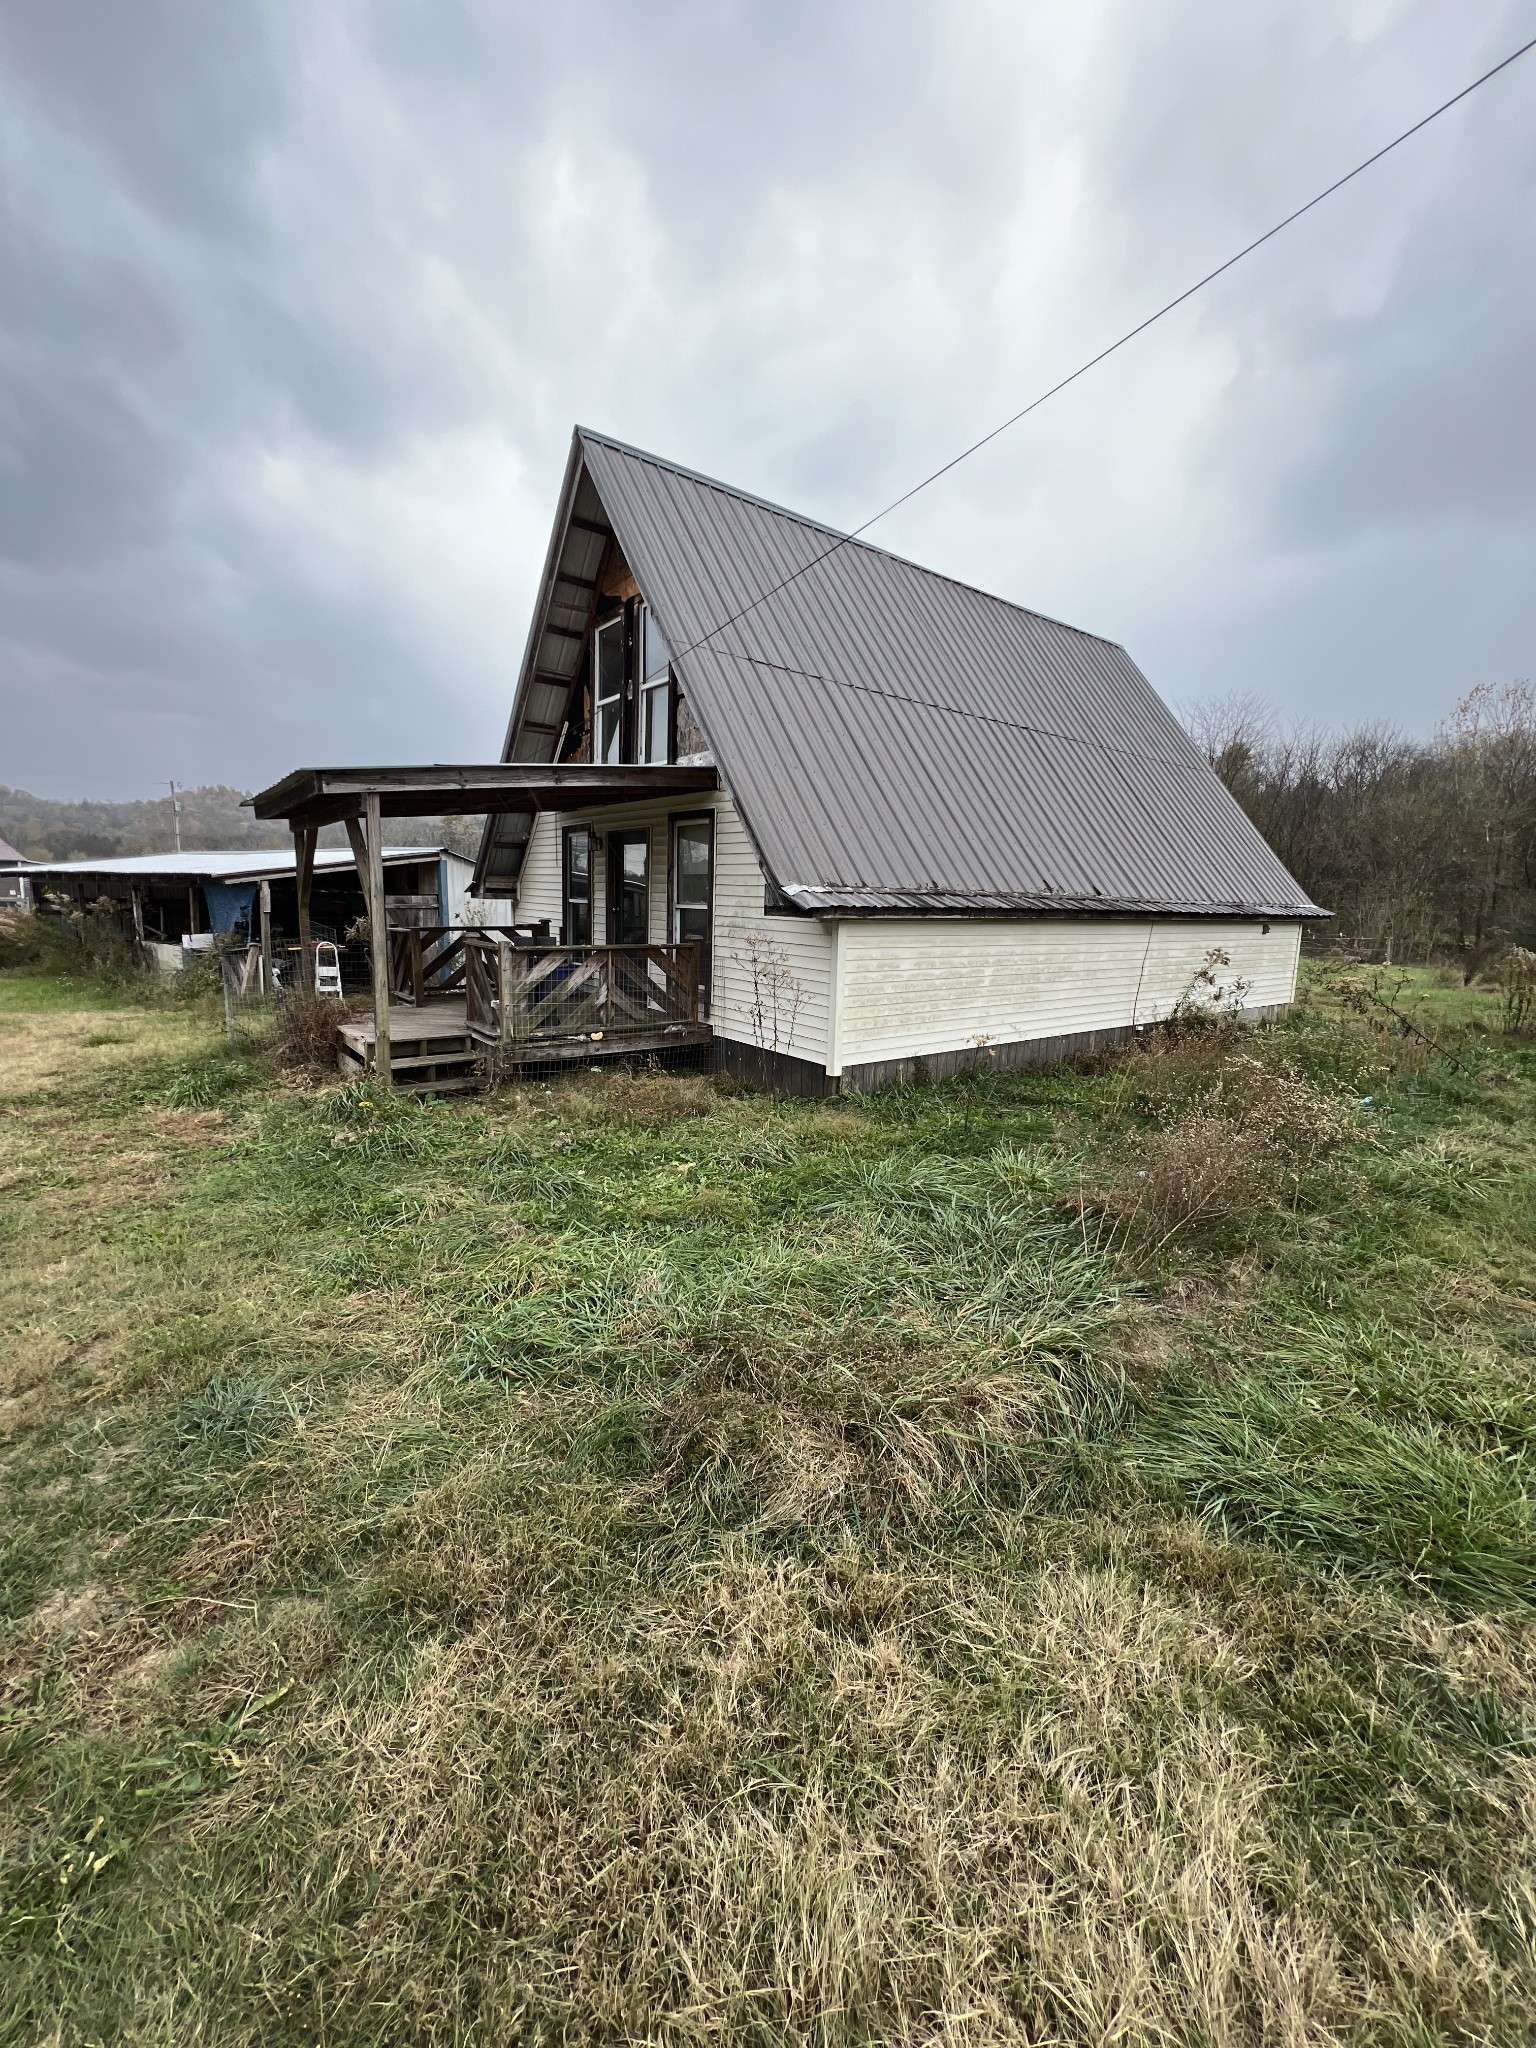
[1106,1053,1357,1249]
[1167,945,1252,1029]
[733,928,806,1052]
[269,992,348,1075]
[1224,1054,1358,1161]
[1108,947,1273,1124]
[1114,1025,1239,1122]
[1489,945,1536,1036]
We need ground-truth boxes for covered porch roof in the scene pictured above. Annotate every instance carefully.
[245,760,718,1086]
[248,761,717,829]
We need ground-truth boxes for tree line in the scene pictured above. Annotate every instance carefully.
[1187,682,1536,969]
[0,785,482,864]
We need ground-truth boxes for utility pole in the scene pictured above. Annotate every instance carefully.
[168,780,183,853]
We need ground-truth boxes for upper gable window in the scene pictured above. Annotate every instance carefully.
[639,606,673,765]
[594,616,624,765]
[589,601,674,765]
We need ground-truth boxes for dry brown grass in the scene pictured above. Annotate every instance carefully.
[4,970,1534,2045]
[548,1066,735,1127]
[1102,1045,1359,1248]
[0,1001,207,1101]
[202,1555,1366,2046]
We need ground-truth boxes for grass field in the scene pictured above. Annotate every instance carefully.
[2,964,1534,2045]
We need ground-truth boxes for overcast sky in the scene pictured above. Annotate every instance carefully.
[2,1,1533,801]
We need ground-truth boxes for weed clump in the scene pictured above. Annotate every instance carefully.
[1106,1050,1357,1248]
[268,991,348,1075]
[1490,945,1536,1036]
[551,1068,725,1126]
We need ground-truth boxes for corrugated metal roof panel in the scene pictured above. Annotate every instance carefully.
[782,887,1310,918]
[486,428,1324,919]
[9,847,444,883]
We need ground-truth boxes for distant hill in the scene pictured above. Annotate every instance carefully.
[0,785,484,864]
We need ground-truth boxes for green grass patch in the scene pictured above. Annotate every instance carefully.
[2,969,1534,2044]
[0,970,124,1014]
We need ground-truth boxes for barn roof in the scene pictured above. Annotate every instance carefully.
[3,847,445,884]
[480,428,1325,921]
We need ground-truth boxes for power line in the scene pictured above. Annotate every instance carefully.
[675,30,1536,666]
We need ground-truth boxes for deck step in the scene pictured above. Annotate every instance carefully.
[336,1032,484,1095]
[374,1048,479,1074]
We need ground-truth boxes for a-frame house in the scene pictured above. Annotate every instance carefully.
[466,427,1321,1091]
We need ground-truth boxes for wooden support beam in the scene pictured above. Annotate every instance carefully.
[294,824,317,995]
[258,880,274,995]
[346,799,391,1084]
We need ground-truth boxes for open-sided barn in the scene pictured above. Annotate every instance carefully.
[6,845,490,985]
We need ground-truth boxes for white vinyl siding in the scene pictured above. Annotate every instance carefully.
[832,917,1302,1073]
[514,791,833,1063]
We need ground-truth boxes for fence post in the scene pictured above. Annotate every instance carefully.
[221,951,238,1048]
[684,939,700,1020]
[498,940,518,1044]
[258,880,273,995]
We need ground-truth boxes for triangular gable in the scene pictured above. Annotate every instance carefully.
[480,428,1323,919]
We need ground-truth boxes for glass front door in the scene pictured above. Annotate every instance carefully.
[606,830,649,947]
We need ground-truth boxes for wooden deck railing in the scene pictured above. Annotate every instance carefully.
[388,922,550,1005]
[462,936,702,1048]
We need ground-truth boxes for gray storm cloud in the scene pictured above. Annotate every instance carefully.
[1,0,1532,798]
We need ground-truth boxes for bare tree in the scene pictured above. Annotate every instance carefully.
[1182,682,1536,968]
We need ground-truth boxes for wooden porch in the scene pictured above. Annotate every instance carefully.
[340,930,711,1092]
[246,761,718,1089]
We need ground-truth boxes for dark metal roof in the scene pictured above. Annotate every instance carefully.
[483,427,1325,920]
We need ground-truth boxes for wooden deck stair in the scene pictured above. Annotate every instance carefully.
[337,1000,482,1097]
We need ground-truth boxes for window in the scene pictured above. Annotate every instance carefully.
[594,616,624,765]
[562,827,592,945]
[590,601,673,766]
[638,605,673,764]
[670,814,713,1009]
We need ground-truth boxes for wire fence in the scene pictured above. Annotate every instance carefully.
[216,935,375,1055]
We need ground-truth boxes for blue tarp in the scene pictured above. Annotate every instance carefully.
[203,880,258,935]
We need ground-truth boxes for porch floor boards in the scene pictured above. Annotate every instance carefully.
[338,998,471,1055]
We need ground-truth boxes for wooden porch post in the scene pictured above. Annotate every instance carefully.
[345,799,391,1084]
[258,880,274,995]
[294,825,317,995]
